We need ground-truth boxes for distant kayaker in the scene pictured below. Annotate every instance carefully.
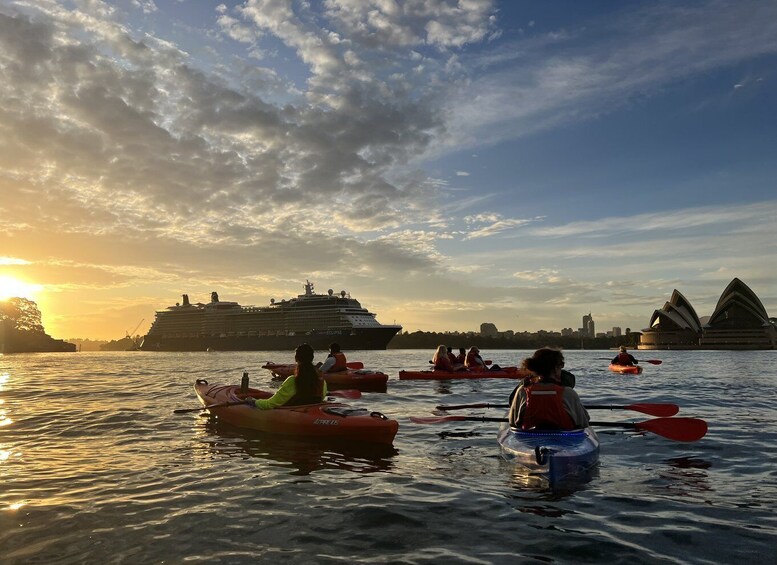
[465,346,501,371]
[319,342,348,373]
[464,346,487,370]
[245,343,327,409]
[611,346,638,367]
[432,345,455,371]
[508,347,589,430]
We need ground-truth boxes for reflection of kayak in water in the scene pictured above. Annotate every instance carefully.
[498,424,600,484]
[398,367,530,380]
[608,363,643,375]
[200,419,397,475]
[193,379,399,445]
[261,362,389,391]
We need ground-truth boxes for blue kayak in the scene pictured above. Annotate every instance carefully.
[497,425,600,483]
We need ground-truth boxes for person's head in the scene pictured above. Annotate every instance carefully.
[619,346,627,353]
[459,347,466,355]
[329,342,341,353]
[447,346,453,354]
[295,343,315,365]
[469,346,479,355]
[434,344,447,362]
[522,347,565,381]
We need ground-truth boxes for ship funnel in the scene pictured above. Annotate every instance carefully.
[211,291,219,303]
[182,294,190,306]
[328,289,333,296]
[340,290,346,298]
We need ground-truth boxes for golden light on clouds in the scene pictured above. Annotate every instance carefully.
[0,276,42,301]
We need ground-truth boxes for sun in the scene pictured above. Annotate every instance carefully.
[0,276,43,301]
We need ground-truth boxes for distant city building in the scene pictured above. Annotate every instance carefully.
[640,278,776,350]
[582,313,595,338]
[480,322,498,337]
[561,327,574,337]
[612,327,622,337]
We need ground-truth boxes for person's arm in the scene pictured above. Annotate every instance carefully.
[611,355,619,364]
[319,356,336,373]
[508,386,527,428]
[251,376,297,410]
[631,355,638,364]
[561,388,590,428]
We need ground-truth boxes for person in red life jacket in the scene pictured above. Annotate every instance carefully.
[508,347,589,430]
[611,346,638,366]
[318,342,348,373]
[446,346,458,365]
[464,346,487,371]
[432,345,454,371]
[245,343,327,409]
[465,346,502,371]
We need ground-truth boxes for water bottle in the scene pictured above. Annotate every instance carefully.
[241,370,249,393]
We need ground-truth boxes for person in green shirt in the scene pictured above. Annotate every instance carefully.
[245,343,328,409]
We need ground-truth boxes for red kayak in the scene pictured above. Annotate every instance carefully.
[608,363,643,375]
[193,379,398,445]
[262,362,389,391]
[398,367,530,380]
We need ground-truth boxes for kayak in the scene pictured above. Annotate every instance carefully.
[261,362,389,391]
[399,367,530,380]
[193,379,399,445]
[497,424,600,483]
[608,363,643,375]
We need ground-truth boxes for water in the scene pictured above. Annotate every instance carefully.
[1,349,775,563]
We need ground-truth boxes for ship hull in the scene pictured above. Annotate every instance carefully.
[140,326,400,352]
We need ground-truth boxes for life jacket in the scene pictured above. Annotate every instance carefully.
[434,356,453,371]
[286,372,325,406]
[327,351,347,372]
[465,352,484,370]
[617,352,633,366]
[521,383,576,430]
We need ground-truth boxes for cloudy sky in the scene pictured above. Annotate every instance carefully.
[0,0,775,340]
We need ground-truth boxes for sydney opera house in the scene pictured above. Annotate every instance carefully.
[639,278,776,350]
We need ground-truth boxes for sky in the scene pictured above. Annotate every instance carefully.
[0,0,775,341]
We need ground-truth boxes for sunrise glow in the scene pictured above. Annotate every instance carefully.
[0,276,42,301]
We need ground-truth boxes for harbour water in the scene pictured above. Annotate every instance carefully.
[1,349,775,563]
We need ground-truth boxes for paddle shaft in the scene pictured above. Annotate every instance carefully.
[435,402,679,417]
[174,401,245,413]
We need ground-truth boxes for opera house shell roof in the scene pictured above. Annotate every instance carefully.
[640,278,776,350]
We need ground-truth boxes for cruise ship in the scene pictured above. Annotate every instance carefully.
[139,281,402,352]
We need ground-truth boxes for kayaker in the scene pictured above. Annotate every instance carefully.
[245,343,327,409]
[465,346,501,371]
[464,346,487,371]
[611,346,638,367]
[508,347,589,430]
[318,342,348,373]
[446,346,458,365]
[432,345,455,371]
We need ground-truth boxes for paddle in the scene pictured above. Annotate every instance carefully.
[601,358,662,365]
[435,402,679,418]
[409,416,707,442]
[328,389,361,399]
[174,401,245,413]
[174,388,361,413]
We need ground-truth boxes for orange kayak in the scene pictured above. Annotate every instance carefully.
[398,367,530,380]
[262,362,389,391]
[608,363,643,375]
[193,379,398,445]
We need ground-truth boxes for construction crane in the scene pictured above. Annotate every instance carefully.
[125,319,144,341]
